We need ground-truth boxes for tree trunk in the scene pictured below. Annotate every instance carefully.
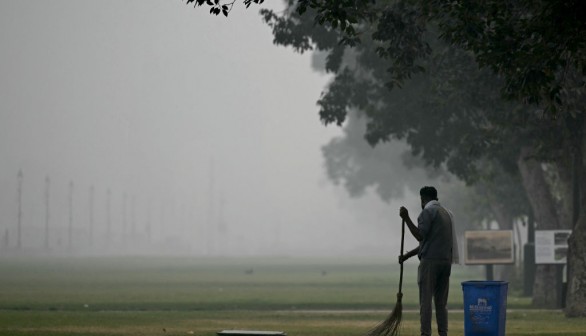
[566,214,586,316]
[517,146,562,308]
[565,115,586,317]
[554,155,574,230]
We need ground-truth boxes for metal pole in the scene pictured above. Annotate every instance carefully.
[106,189,111,242]
[146,199,151,243]
[557,264,565,308]
[17,170,23,249]
[131,195,136,239]
[44,176,50,251]
[69,181,74,250]
[486,264,494,281]
[89,185,94,247]
[122,192,127,243]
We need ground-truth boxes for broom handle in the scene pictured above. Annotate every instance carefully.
[398,219,405,294]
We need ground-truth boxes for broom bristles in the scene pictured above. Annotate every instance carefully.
[367,293,403,336]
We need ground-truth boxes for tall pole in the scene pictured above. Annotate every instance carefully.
[44,175,50,251]
[89,185,94,247]
[146,199,151,243]
[106,188,111,242]
[131,195,136,239]
[207,159,215,255]
[160,201,165,245]
[68,181,74,250]
[17,170,23,249]
[122,192,127,243]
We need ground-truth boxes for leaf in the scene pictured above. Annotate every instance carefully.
[297,4,307,15]
[345,25,355,35]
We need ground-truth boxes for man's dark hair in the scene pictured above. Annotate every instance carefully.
[420,186,438,201]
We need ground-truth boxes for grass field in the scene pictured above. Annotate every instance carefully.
[0,256,584,336]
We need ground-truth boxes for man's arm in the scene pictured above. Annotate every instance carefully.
[398,246,420,264]
[400,206,423,241]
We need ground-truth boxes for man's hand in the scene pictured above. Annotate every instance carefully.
[398,254,407,264]
[399,206,409,220]
[401,206,423,241]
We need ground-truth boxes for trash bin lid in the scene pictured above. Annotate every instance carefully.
[462,280,508,287]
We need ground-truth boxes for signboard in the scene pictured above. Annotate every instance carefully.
[464,230,514,265]
[535,230,571,264]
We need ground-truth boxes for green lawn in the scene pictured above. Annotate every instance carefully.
[0,256,582,336]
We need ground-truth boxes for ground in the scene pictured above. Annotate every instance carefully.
[0,256,583,335]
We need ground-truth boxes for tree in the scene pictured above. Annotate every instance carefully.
[322,109,529,234]
[309,16,532,283]
[189,0,586,315]
[265,2,563,304]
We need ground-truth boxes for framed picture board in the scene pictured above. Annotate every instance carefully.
[464,230,514,265]
[535,230,571,264]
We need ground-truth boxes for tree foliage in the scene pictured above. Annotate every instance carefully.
[263,2,523,181]
[190,0,586,113]
[307,0,586,110]
[186,0,265,17]
[189,0,586,313]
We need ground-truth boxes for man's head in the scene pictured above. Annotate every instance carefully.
[420,186,438,209]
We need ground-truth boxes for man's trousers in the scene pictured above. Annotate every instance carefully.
[418,258,452,336]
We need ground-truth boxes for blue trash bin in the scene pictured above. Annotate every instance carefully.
[461,281,508,336]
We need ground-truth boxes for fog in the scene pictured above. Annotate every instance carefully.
[0,1,430,257]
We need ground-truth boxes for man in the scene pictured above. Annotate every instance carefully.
[398,186,459,336]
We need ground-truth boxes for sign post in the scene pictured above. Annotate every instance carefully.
[464,230,515,281]
[535,230,570,264]
[535,230,571,308]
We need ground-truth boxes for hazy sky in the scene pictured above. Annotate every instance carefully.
[0,1,418,256]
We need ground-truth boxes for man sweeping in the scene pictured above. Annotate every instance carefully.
[398,186,459,336]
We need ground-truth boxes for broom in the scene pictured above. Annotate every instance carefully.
[367,219,405,336]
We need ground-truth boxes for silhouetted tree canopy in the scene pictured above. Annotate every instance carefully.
[186,0,265,16]
[188,0,586,315]
[190,0,586,113]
